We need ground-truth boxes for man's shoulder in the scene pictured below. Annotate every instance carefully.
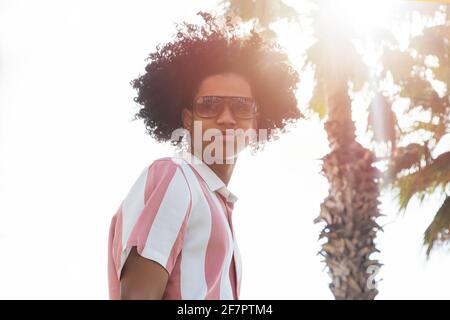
[145,156,197,182]
[149,155,189,168]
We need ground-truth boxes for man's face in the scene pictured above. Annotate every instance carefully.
[182,72,259,164]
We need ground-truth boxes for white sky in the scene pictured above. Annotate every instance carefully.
[1,0,449,299]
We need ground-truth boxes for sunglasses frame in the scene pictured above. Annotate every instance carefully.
[192,95,259,120]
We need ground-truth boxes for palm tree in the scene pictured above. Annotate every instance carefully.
[373,4,450,257]
[221,0,383,299]
[222,0,299,42]
[303,1,383,300]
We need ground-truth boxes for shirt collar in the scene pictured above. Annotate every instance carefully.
[178,151,239,204]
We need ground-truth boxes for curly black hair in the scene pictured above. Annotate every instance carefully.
[131,12,301,146]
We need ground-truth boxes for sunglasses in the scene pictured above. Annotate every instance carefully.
[192,95,259,119]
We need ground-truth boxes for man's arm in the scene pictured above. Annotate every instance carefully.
[120,247,169,300]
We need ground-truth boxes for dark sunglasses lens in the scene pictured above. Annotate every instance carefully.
[195,97,221,117]
[194,96,257,118]
[230,98,256,118]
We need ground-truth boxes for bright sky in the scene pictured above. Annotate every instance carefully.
[1,0,449,299]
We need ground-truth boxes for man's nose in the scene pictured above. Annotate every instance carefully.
[216,104,237,125]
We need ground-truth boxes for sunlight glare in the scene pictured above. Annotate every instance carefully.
[333,0,397,33]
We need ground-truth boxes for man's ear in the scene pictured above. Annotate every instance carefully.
[181,108,193,131]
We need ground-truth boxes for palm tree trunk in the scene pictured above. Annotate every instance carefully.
[315,86,383,300]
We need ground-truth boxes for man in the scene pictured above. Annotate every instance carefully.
[108,12,301,300]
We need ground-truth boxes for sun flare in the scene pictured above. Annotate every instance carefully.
[333,0,397,32]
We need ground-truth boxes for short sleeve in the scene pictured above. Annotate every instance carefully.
[110,159,192,280]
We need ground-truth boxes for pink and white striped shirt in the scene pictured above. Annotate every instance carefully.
[108,154,242,300]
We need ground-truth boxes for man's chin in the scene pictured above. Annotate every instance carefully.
[195,139,248,164]
[202,149,241,164]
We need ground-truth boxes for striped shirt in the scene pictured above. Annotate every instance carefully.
[108,154,242,300]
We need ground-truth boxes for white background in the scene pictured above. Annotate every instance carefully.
[1,0,449,299]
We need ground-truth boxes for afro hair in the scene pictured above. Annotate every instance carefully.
[131,11,301,146]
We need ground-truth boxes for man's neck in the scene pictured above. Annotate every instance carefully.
[188,149,237,186]
[207,160,236,186]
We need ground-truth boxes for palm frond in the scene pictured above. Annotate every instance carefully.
[388,143,428,177]
[367,92,398,153]
[410,25,450,59]
[424,196,450,257]
[306,36,367,96]
[222,0,299,28]
[381,49,415,83]
[309,81,328,120]
[404,120,448,144]
[400,76,447,116]
[394,151,450,210]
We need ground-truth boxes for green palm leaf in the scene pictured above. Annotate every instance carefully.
[424,196,450,257]
[395,151,450,210]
